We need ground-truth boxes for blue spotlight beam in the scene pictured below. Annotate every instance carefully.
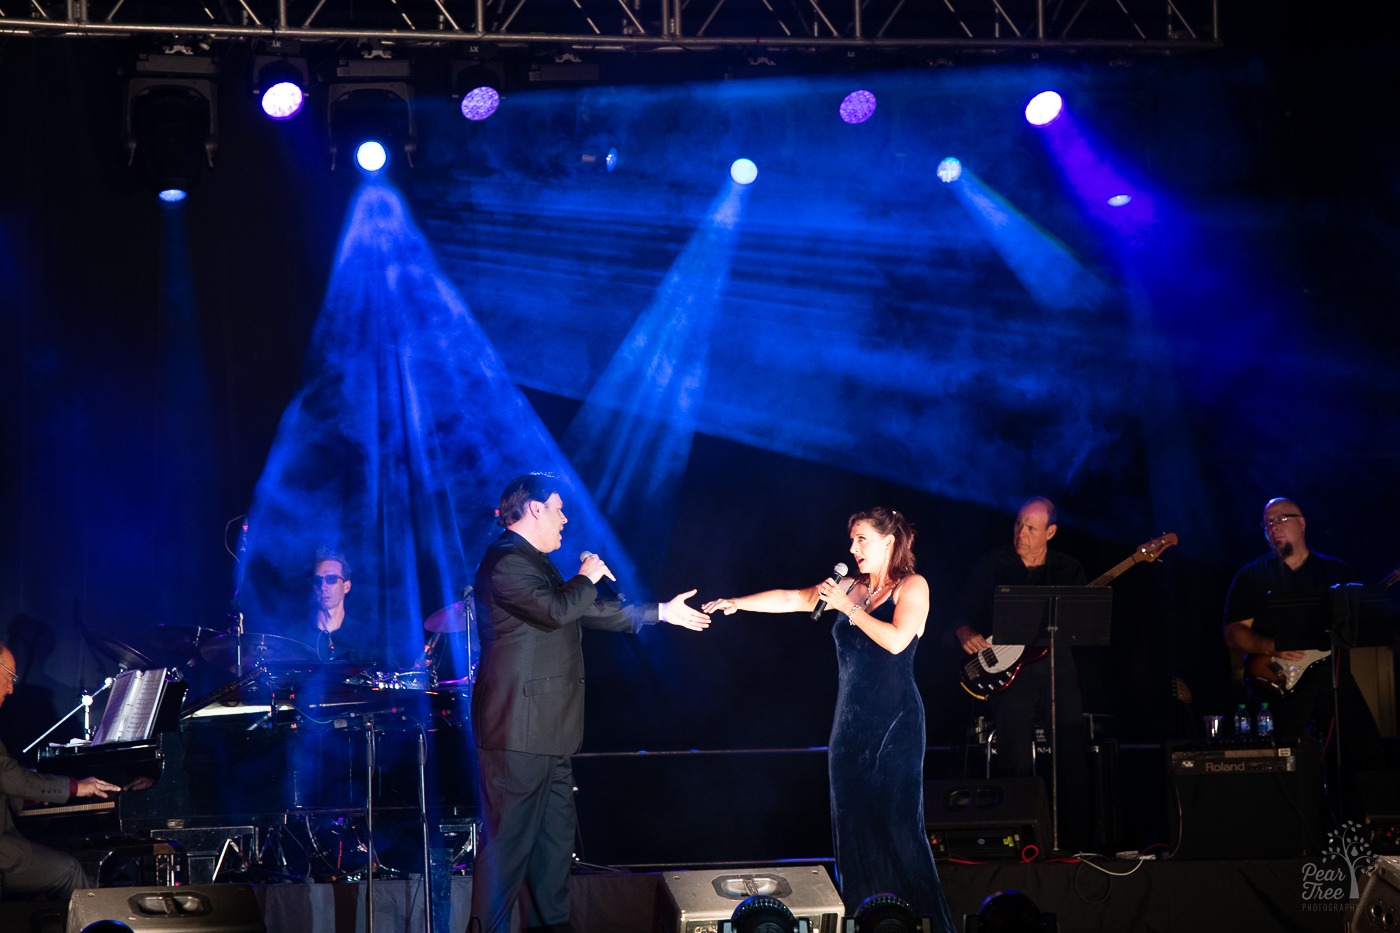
[242,181,642,671]
[948,167,1111,313]
[562,181,748,574]
[1031,107,1158,239]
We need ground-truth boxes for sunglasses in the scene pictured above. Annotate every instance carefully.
[312,574,346,587]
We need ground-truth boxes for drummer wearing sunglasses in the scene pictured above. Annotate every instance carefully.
[310,548,370,663]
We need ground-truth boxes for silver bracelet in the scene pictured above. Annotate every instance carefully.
[848,605,863,624]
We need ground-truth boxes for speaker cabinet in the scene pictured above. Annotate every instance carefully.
[66,885,264,933]
[1353,855,1400,932]
[657,865,844,933]
[1166,741,1323,859]
[924,778,1050,859]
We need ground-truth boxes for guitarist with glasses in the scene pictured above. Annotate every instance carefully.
[951,497,1090,852]
[1223,497,1384,805]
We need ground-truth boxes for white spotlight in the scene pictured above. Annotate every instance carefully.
[1024,90,1064,127]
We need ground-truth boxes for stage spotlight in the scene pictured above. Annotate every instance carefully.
[730,158,758,185]
[1107,193,1132,207]
[973,889,1056,933]
[936,157,962,183]
[124,51,218,202]
[253,51,309,121]
[355,140,389,173]
[326,55,416,172]
[838,89,877,125]
[720,895,808,933]
[80,923,134,933]
[1024,91,1063,127]
[848,893,919,932]
[454,61,505,121]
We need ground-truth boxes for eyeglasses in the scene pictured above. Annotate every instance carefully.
[1260,513,1302,530]
[0,660,16,681]
[312,574,346,587]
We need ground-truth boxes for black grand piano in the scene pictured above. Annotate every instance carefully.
[23,667,186,829]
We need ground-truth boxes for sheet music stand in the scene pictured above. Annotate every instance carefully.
[92,668,183,746]
[992,585,1113,853]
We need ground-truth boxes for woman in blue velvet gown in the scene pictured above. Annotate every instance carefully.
[704,507,955,930]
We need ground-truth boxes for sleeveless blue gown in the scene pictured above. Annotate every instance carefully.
[829,596,956,930]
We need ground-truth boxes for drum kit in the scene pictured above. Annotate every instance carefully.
[83,596,478,714]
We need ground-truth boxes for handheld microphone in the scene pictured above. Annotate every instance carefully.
[579,551,628,604]
[810,562,850,620]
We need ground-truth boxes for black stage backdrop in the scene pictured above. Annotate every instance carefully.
[2,9,1399,867]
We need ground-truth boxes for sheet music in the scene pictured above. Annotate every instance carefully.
[92,668,170,745]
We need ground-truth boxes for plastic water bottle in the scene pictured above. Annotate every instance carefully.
[1256,703,1274,737]
[1234,703,1252,736]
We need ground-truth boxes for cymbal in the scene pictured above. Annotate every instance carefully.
[199,632,318,669]
[436,676,474,690]
[424,601,469,634]
[144,624,220,661]
[85,631,156,671]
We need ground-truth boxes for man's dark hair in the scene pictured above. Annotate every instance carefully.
[313,547,352,579]
[497,473,563,528]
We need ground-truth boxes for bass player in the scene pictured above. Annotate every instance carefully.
[950,496,1090,853]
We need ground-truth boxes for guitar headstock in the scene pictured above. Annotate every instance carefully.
[1136,532,1178,563]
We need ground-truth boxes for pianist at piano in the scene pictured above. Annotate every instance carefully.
[0,643,121,902]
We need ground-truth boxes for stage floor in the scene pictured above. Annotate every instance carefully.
[11,858,1347,933]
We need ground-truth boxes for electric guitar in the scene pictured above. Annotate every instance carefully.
[958,532,1179,699]
[1245,562,1400,698]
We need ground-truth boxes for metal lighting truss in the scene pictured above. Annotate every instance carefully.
[0,0,1220,53]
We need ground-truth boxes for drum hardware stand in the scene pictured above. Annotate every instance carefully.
[213,834,250,882]
[257,816,297,881]
[415,722,435,933]
[24,677,114,753]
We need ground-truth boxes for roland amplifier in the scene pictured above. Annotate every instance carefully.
[658,865,844,933]
[1167,740,1323,859]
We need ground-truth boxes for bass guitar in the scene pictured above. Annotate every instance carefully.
[959,532,1179,699]
[1245,563,1400,697]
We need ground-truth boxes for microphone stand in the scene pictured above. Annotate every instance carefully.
[25,678,115,754]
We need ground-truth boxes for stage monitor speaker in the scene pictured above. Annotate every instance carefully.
[657,865,844,933]
[66,884,264,933]
[924,777,1050,859]
[1353,855,1400,932]
[1166,741,1323,859]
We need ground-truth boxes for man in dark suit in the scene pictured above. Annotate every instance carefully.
[0,643,121,901]
[468,473,710,933]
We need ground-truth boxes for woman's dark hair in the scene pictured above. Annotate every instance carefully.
[848,506,916,581]
[496,472,562,528]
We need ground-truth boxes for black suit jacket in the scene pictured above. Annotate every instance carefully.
[0,738,72,874]
[471,530,657,757]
